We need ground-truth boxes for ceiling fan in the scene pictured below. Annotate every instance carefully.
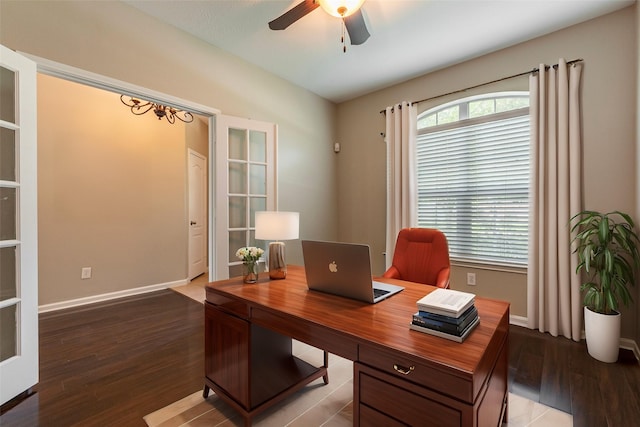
[269,0,370,50]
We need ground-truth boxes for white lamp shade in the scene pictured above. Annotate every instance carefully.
[255,211,299,241]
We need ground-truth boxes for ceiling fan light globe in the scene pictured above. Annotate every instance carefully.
[318,0,365,18]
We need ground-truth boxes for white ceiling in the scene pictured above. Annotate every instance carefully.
[124,0,634,103]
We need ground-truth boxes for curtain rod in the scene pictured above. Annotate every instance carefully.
[380,58,583,114]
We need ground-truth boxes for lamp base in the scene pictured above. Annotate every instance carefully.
[268,242,287,280]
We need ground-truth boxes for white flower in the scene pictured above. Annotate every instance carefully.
[236,246,264,262]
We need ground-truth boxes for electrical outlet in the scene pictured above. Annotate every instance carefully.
[81,267,92,279]
[467,272,476,286]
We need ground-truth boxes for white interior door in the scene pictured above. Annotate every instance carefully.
[0,45,38,405]
[215,115,276,279]
[188,149,207,280]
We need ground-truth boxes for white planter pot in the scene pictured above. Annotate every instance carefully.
[584,306,621,363]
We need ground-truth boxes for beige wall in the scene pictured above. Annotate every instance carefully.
[337,6,638,339]
[1,0,338,305]
[38,74,188,304]
[38,74,210,306]
[186,116,209,158]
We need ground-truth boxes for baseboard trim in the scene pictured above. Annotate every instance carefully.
[509,315,528,328]
[38,279,189,313]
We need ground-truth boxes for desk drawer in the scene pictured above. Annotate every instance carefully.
[356,363,461,427]
[359,345,473,403]
[205,294,249,319]
[251,308,358,360]
[358,405,404,427]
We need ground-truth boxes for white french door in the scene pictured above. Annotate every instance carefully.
[215,115,276,279]
[0,45,38,405]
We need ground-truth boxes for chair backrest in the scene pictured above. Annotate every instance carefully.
[386,228,450,287]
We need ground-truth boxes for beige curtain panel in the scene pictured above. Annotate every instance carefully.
[527,59,584,341]
[385,101,417,269]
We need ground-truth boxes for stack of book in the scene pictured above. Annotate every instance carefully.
[409,288,480,342]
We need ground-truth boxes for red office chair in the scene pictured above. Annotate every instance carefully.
[383,228,451,288]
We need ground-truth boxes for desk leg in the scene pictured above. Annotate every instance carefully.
[203,385,210,399]
[322,351,329,385]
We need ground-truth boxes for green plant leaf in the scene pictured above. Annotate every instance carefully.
[582,245,592,272]
[594,290,603,313]
[606,291,617,313]
[618,283,633,306]
[615,211,635,227]
[570,210,639,312]
[604,248,613,273]
[598,216,609,244]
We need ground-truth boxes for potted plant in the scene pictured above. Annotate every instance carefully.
[570,210,640,363]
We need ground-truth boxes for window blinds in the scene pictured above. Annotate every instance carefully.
[416,114,529,266]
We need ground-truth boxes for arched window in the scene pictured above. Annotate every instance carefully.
[416,92,529,266]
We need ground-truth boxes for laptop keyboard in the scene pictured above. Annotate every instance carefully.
[373,288,390,298]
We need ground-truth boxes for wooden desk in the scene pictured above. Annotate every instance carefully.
[204,265,509,427]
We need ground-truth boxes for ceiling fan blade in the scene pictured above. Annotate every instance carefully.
[269,0,320,30]
[344,9,370,45]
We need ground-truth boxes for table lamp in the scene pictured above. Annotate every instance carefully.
[255,211,300,280]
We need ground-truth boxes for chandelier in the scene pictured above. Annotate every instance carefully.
[120,95,194,124]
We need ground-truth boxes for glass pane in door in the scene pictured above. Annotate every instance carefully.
[0,304,17,362]
[0,187,17,240]
[0,128,16,182]
[0,246,17,301]
[249,197,266,228]
[249,130,266,162]
[0,67,16,123]
[228,230,246,263]
[228,196,246,229]
[228,128,246,160]
[228,162,246,194]
[249,164,266,195]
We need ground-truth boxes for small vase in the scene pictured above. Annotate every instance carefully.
[242,261,258,284]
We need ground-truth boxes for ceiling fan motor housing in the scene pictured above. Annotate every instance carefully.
[269,0,370,47]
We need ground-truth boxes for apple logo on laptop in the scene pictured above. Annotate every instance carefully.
[329,261,338,273]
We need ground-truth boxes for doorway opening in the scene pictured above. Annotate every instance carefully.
[31,55,219,310]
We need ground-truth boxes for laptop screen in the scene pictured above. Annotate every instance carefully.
[301,240,403,303]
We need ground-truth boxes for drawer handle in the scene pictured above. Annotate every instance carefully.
[393,364,415,375]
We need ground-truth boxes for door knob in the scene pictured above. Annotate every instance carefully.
[190,221,197,225]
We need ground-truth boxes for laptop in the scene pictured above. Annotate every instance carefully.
[301,240,404,304]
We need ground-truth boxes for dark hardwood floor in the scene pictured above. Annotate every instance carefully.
[0,290,204,427]
[1,289,639,426]
[509,325,640,426]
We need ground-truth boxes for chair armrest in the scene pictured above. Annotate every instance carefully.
[382,266,400,279]
[435,267,450,289]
